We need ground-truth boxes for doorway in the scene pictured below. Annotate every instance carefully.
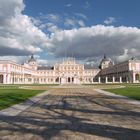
[68,77,71,83]
[0,75,4,83]
[135,74,140,82]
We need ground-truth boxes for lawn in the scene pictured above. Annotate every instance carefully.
[0,86,45,110]
[104,86,140,100]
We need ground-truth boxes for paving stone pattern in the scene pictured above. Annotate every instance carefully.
[0,87,140,140]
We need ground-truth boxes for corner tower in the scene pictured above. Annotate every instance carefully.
[99,54,114,69]
[28,54,37,70]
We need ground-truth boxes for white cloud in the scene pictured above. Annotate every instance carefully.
[83,1,90,9]
[74,13,87,20]
[46,23,60,32]
[116,49,129,62]
[37,59,48,65]
[0,0,48,56]
[46,25,140,63]
[64,18,85,27]
[65,4,72,7]
[0,0,24,22]
[1,0,140,66]
[31,17,42,26]
[64,19,76,27]
[78,20,85,27]
[104,17,116,25]
[0,55,49,65]
[0,56,27,64]
[40,13,60,23]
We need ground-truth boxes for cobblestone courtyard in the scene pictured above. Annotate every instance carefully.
[0,86,140,140]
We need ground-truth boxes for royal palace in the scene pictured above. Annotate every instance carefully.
[0,55,140,84]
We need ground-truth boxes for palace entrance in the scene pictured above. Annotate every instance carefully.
[0,75,4,83]
[67,77,74,83]
[61,77,80,84]
[68,77,71,83]
[60,73,80,84]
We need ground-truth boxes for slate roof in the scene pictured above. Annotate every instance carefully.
[37,66,54,70]
[84,64,95,69]
[28,55,36,62]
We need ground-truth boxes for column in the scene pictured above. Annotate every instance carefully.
[17,76,19,84]
[59,77,60,84]
[112,76,115,83]
[31,78,34,84]
[74,77,76,84]
[3,74,6,84]
[70,77,72,83]
[105,77,108,83]
[12,73,14,84]
[23,74,25,84]
[7,74,10,84]
[98,77,101,83]
[126,77,129,83]
[119,76,122,83]
[133,73,136,83]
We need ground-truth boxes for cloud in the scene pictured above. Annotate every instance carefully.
[37,59,48,65]
[37,12,87,31]
[40,13,60,23]
[74,13,87,20]
[78,20,85,27]
[83,1,90,9]
[104,17,116,25]
[0,0,24,23]
[0,46,30,56]
[31,17,42,27]
[116,49,129,62]
[0,55,27,64]
[0,0,48,56]
[46,25,140,63]
[64,18,85,28]
[46,23,60,32]
[1,0,140,66]
[65,4,72,7]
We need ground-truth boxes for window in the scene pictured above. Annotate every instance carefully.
[136,63,139,70]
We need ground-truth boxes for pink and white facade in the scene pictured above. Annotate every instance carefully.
[0,55,140,84]
[97,56,140,83]
[0,56,99,84]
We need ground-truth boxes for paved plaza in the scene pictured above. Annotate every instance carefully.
[0,86,140,140]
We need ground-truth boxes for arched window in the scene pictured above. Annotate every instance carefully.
[0,75,4,83]
[135,74,140,81]
[68,77,71,82]
[72,77,74,82]
[55,77,59,82]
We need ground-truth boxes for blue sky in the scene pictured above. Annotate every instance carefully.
[0,0,140,65]
[24,0,140,28]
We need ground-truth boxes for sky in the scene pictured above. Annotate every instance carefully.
[0,0,140,66]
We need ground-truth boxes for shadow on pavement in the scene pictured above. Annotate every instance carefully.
[0,94,140,140]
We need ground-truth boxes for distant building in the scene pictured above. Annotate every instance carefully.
[0,55,140,84]
[97,56,140,83]
[99,54,114,69]
[0,55,99,84]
